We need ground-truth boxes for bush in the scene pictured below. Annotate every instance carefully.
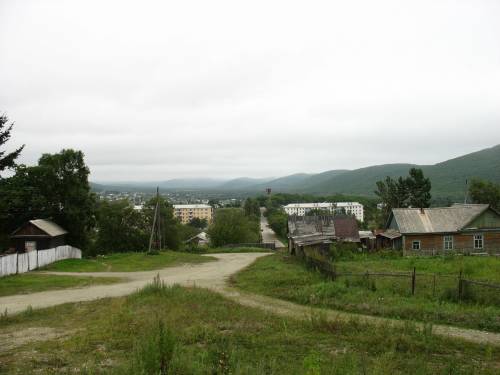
[208,208,260,247]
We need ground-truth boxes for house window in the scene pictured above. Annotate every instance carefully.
[474,234,484,250]
[412,241,421,250]
[443,235,453,250]
[25,241,36,252]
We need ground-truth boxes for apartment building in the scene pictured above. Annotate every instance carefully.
[283,202,364,222]
[335,202,364,222]
[173,204,214,224]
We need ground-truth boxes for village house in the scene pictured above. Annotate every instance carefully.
[386,204,500,255]
[287,215,360,258]
[10,219,68,253]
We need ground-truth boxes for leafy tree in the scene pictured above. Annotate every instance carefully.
[266,208,288,239]
[469,179,500,210]
[0,149,96,249]
[406,168,431,208]
[188,217,208,229]
[142,196,181,250]
[207,208,260,247]
[243,198,261,218]
[94,200,148,255]
[0,114,24,177]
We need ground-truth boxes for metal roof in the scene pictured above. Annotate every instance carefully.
[30,219,68,237]
[391,204,489,234]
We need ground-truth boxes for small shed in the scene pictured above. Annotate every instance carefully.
[375,229,402,250]
[10,219,68,253]
[185,231,209,246]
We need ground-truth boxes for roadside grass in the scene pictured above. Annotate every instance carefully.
[232,253,500,333]
[333,251,500,282]
[40,251,216,272]
[0,273,123,297]
[0,280,498,374]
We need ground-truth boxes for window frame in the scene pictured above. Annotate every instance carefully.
[443,235,453,250]
[412,240,421,250]
[473,234,484,250]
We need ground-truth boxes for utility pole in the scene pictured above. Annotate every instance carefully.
[148,187,162,253]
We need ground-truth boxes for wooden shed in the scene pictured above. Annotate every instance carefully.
[10,219,68,253]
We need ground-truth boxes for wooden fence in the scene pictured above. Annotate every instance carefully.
[302,254,500,303]
[0,245,81,278]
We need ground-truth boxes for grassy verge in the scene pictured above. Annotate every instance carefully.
[232,253,500,332]
[333,251,500,281]
[0,273,123,297]
[40,251,215,272]
[0,280,498,374]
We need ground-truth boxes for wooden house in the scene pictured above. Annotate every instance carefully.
[10,219,68,253]
[387,204,500,255]
[287,215,360,258]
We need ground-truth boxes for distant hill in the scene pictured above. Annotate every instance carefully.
[297,145,500,198]
[91,145,500,199]
[218,177,274,190]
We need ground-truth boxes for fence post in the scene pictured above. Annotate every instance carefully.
[432,273,436,297]
[458,270,463,302]
[411,267,416,296]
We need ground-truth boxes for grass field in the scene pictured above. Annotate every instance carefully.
[0,280,498,374]
[232,253,500,332]
[0,273,123,297]
[40,251,215,272]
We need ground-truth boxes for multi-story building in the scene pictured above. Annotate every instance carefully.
[283,203,336,216]
[335,202,364,222]
[173,204,214,224]
[283,202,364,222]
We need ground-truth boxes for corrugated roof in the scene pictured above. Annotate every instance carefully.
[30,219,68,237]
[392,204,489,234]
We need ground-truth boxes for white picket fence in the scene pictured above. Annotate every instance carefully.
[0,245,81,278]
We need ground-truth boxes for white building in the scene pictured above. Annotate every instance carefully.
[335,202,364,222]
[283,202,364,222]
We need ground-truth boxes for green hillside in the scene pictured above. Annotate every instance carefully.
[299,145,500,199]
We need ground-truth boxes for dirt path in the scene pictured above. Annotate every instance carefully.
[218,287,500,347]
[0,253,268,315]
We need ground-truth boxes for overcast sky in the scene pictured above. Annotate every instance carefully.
[1,0,499,181]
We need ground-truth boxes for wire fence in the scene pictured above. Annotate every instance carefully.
[302,254,500,306]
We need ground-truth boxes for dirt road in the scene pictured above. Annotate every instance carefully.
[260,208,286,248]
[0,252,268,315]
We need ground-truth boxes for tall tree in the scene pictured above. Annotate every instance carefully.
[0,114,24,176]
[469,179,500,211]
[0,149,96,250]
[94,200,148,255]
[406,168,432,208]
[375,168,432,223]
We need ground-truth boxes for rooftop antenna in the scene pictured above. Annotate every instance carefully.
[148,187,162,252]
[464,179,468,204]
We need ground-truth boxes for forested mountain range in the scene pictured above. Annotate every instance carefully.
[92,144,500,199]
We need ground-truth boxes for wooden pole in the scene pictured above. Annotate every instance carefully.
[411,267,416,296]
[458,270,463,301]
[432,273,436,297]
